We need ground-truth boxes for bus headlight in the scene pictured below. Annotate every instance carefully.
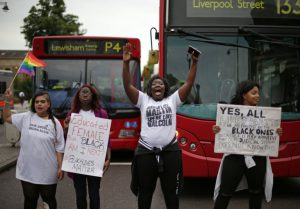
[179,137,187,145]
[190,143,197,150]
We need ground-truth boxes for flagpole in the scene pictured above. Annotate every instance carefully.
[8,53,28,89]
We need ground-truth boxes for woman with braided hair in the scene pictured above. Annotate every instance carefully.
[3,88,65,209]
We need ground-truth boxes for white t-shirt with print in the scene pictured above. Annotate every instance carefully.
[136,90,182,148]
[12,112,65,184]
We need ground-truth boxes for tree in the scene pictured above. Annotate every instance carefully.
[21,0,86,47]
[14,74,33,100]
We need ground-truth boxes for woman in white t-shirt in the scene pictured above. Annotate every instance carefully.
[122,43,199,209]
[3,89,65,209]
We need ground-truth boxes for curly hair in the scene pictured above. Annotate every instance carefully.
[231,80,260,105]
[70,84,101,114]
[146,75,170,99]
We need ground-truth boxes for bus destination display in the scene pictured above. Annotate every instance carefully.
[187,0,300,19]
[45,39,127,55]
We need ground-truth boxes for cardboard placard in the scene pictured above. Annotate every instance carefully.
[215,104,281,157]
[62,113,111,177]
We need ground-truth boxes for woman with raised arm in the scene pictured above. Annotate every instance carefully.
[212,80,283,209]
[123,43,199,209]
[3,88,65,209]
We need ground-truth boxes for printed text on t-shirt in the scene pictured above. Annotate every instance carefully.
[29,123,51,134]
[146,104,172,127]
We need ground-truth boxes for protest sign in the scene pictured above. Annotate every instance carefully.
[214,104,281,157]
[62,113,111,177]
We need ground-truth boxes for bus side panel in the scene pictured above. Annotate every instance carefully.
[181,150,209,177]
[283,121,300,176]
[290,143,300,176]
[177,115,300,177]
[110,138,138,150]
[177,127,208,177]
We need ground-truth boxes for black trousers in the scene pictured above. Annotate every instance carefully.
[21,180,57,209]
[136,150,182,209]
[73,173,101,209]
[214,154,267,209]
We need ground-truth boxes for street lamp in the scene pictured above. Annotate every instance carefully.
[0,2,9,12]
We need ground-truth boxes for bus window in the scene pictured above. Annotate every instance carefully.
[0,82,6,94]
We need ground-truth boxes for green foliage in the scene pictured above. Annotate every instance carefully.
[14,75,33,99]
[21,0,86,47]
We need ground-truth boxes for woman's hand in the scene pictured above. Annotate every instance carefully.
[103,159,110,174]
[56,153,64,180]
[123,43,132,63]
[57,168,64,181]
[191,54,199,64]
[4,88,13,99]
[276,127,283,136]
[212,125,221,134]
[3,88,13,124]
[64,117,70,129]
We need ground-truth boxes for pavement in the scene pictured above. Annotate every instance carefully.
[0,142,19,173]
[0,103,24,173]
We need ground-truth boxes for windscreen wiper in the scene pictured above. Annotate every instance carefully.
[177,29,214,40]
[57,82,80,113]
[239,27,300,49]
[176,28,256,50]
[255,39,300,49]
[100,95,113,114]
[187,38,256,50]
[90,84,113,114]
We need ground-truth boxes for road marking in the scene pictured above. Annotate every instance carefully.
[110,162,131,166]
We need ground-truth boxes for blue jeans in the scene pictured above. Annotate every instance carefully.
[73,173,101,209]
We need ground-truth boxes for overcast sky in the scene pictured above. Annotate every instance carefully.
[0,0,159,67]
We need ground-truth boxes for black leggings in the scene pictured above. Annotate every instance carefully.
[21,180,57,209]
[73,173,101,209]
[214,155,267,209]
[136,150,182,209]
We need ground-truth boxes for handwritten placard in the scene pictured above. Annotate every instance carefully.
[214,104,281,157]
[62,113,111,177]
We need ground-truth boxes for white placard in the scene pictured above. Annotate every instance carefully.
[214,104,281,157]
[62,113,111,177]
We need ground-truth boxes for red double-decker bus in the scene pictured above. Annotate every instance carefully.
[32,36,141,150]
[158,0,300,177]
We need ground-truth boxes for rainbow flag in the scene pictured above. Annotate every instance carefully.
[18,52,47,77]
[26,52,47,67]
[19,62,35,76]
